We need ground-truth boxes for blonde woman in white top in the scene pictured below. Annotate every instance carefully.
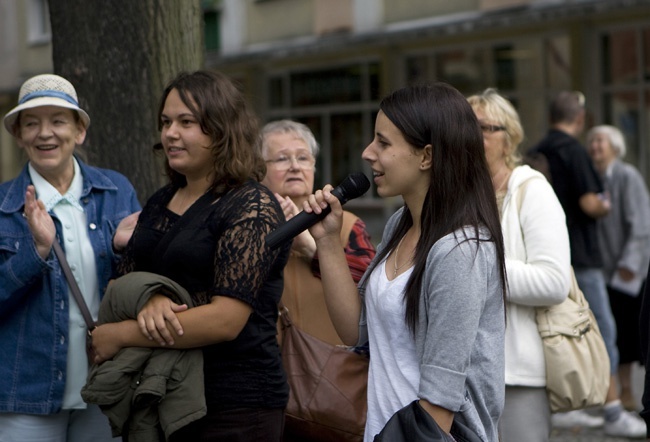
[468,89,571,442]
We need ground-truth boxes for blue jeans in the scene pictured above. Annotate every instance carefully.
[574,267,619,373]
[0,404,118,442]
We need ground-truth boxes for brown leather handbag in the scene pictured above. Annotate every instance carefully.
[280,304,369,442]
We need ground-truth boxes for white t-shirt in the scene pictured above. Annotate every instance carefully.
[364,258,416,442]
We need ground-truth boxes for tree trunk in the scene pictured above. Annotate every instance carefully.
[48,0,203,202]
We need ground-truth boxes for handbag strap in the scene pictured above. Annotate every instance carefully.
[514,175,542,213]
[278,302,293,330]
[52,240,96,331]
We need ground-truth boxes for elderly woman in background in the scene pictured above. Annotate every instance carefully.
[260,119,375,346]
[587,124,650,412]
[467,88,571,442]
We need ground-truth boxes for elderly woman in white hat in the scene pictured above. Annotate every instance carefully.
[0,74,141,441]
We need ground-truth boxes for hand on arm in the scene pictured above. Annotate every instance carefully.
[91,294,252,364]
[24,185,55,259]
[137,294,189,345]
[137,294,252,346]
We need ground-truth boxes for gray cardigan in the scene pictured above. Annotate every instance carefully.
[358,208,505,442]
[598,159,650,291]
[81,271,206,442]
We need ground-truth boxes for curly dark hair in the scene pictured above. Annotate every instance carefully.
[155,70,265,194]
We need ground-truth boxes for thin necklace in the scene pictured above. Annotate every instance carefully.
[393,236,412,278]
[493,167,511,193]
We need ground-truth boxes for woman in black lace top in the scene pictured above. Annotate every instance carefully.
[91,70,291,440]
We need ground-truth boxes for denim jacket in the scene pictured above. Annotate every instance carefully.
[0,158,141,414]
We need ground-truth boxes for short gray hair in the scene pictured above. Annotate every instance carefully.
[261,119,320,158]
[587,124,626,158]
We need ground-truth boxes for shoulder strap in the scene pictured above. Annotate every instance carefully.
[515,175,545,213]
[278,301,293,330]
[52,240,96,330]
[521,173,581,315]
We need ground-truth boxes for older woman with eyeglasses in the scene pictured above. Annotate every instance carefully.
[467,89,572,442]
[260,120,375,347]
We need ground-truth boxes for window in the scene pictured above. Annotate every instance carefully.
[27,0,50,45]
[435,48,488,94]
[598,24,650,182]
[288,65,378,107]
[405,35,571,149]
[602,29,639,85]
[204,10,220,51]
[202,0,222,52]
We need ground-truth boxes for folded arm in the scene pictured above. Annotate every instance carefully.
[91,294,252,363]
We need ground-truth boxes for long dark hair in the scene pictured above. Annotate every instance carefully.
[364,82,507,333]
[155,70,265,194]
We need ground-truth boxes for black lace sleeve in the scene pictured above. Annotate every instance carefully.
[209,181,287,309]
[116,225,139,276]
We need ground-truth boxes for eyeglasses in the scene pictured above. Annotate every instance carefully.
[265,154,315,171]
[480,124,506,134]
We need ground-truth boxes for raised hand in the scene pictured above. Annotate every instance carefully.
[304,185,343,241]
[274,193,317,258]
[24,185,56,259]
[113,211,141,252]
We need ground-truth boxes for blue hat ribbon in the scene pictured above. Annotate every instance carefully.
[19,90,79,107]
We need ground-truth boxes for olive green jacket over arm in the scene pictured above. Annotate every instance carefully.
[81,271,206,442]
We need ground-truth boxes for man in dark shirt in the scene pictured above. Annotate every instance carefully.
[530,91,645,438]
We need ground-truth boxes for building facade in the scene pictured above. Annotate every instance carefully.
[209,0,650,240]
[1,0,649,241]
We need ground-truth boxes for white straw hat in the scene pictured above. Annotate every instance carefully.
[3,74,91,134]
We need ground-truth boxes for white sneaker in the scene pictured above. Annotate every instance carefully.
[604,410,646,438]
[551,410,605,428]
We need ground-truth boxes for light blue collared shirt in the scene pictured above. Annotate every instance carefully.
[29,159,99,409]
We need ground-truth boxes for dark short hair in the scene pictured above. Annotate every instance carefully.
[549,91,585,125]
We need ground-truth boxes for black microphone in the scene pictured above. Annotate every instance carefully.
[266,172,371,249]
